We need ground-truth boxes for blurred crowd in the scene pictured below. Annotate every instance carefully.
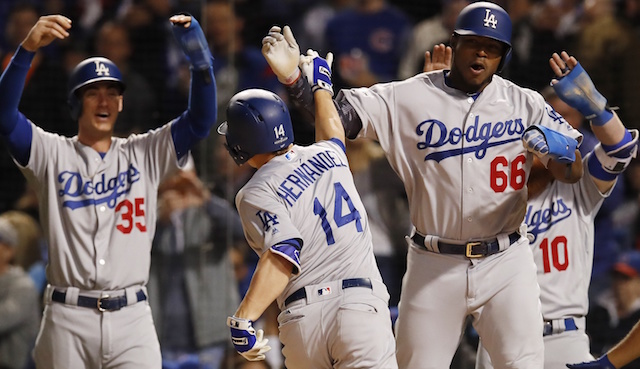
[2,0,640,368]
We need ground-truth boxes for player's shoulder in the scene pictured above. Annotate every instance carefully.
[491,75,546,103]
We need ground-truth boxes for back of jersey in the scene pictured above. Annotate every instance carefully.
[235,139,382,301]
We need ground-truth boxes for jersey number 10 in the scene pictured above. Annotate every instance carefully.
[540,236,569,273]
[313,182,363,246]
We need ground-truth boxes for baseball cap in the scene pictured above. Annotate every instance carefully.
[0,218,18,248]
[612,250,640,278]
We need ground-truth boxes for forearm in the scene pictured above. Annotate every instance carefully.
[186,66,217,137]
[315,90,345,142]
[590,111,627,146]
[235,250,291,321]
[548,150,583,183]
[607,320,640,368]
[0,46,33,135]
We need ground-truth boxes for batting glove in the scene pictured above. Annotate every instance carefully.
[552,62,613,126]
[566,355,616,369]
[299,49,334,96]
[227,316,271,361]
[262,25,300,85]
[522,125,578,165]
[171,15,213,71]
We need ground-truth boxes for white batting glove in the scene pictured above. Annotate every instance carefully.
[227,316,271,361]
[261,25,300,85]
[299,49,334,96]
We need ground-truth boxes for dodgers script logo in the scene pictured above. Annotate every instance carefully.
[416,115,525,162]
[525,199,572,242]
[58,164,141,210]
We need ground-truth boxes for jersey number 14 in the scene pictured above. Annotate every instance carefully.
[313,182,363,246]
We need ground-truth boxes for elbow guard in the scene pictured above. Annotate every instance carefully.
[589,129,638,180]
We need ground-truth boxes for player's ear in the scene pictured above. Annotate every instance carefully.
[118,96,123,113]
[450,34,458,49]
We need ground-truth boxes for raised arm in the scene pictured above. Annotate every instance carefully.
[550,51,638,193]
[261,25,363,139]
[0,15,71,166]
[168,14,217,160]
[297,50,345,144]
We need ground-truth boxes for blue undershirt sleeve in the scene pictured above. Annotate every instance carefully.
[0,46,34,166]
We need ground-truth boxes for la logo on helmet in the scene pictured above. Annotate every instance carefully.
[483,9,498,29]
[94,61,111,76]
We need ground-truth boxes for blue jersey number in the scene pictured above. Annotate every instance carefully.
[313,182,363,246]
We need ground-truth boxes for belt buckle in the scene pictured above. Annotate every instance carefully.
[465,242,483,258]
[97,294,109,312]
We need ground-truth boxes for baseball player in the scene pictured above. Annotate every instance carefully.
[219,51,397,367]
[0,13,216,368]
[473,51,638,368]
[261,2,587,368]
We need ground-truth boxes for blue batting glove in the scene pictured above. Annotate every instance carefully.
[566,354,616,369]
[226,316,271,361]
[552,62,613,126]
[299,49,334,96]
[172,14,214,71]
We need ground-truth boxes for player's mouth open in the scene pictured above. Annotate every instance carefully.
[470,63,485,73]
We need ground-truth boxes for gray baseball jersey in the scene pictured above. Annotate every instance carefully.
[477,153,611,368]
[339,70,582,368]
[235,139,397,368]
[18,122,181,290]
[20,121,182,368]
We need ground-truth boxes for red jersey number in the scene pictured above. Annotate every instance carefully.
[116,197,147,234]
[490,154,526,192]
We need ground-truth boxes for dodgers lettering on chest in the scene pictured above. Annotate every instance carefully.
[57,164,148,234]
[415,115,527,193]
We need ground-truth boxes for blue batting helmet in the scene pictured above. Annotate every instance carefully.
[67,57,125,121]
[217,89,294,165]
[453,1,512,72]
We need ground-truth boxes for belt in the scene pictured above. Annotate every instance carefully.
[51,289,147,312]
[543,317,578,336]
[284,278,372,307]
[411,231,521,258]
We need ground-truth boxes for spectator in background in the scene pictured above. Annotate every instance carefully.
[149,156,245,369]
[121,0,175,112]
[398,0,469,79]
[588,250,640,368]
[499,0,566,91]
[1,210,47,299]
[571,0,640,131]
[95,20,158,136]
[0,217,40,369]
[293,0,354,54]
[325,0,411,89]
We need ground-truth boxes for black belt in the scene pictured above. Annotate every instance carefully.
[411,231,521,258]
[52,289,147,312]
[284,278,372,307]
[543,317,578,336]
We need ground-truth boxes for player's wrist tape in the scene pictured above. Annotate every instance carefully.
[282,68,301,85]
[588,129,638,181]
[552,62,610,126]
[172,15,214,71]
[227,316,257,352]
